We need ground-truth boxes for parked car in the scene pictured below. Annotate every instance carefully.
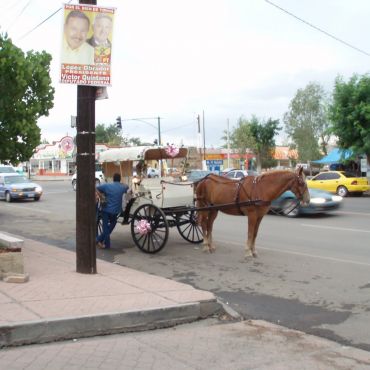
[220,168,236,176]
[165,167,180,176]
[223,169,258,180]
[185,170,212,182]
[306,171,370,197]
[0,165,18,176]
[147,167,160,178]
[0,175,43,202]
[72,170,105,191]
[270,188,343,217]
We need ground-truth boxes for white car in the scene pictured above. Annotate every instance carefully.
[147,167,159,178]
[223,169,258,180]
[72,171,105,191]
[0,165,18,176]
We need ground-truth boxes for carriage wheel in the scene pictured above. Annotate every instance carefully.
[131,204,169,254]
[176,210,203,244]
[96,209,103,236]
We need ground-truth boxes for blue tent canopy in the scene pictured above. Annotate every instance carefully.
[312,148,353,164]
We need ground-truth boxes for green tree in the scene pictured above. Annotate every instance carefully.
[284,82,330,162]
[228,115,280,171]
[0,34,54,164]
[129,137,145,146]
[95,125,149,147]
[330,74,370,165]
[95,123,123,145]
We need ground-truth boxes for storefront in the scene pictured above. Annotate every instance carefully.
[205,149,256,172]
[30,136,75,175]
[30,137,115,175]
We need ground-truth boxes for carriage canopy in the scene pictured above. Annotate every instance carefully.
[98,146,188,163]
[97,146,188,181]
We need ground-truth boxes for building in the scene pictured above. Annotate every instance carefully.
[29,138,298,176]
[273,146,298,169]
[30,136,113,175]
[203,148,256,172]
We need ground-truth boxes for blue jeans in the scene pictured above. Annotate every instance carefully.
[96,211,117,249]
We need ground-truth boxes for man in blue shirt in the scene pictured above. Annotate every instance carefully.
[96,173,129,249]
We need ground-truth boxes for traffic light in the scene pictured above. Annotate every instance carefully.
[116,116,122,129]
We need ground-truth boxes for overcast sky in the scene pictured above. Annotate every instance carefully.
[2,0,370,147]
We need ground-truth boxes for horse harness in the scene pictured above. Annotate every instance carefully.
[234,176,271,214]
[196,174,271,215]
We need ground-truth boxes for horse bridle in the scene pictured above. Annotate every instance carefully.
[291,174,308,202]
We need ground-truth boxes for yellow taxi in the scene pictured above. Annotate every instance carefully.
[307,171,370,197]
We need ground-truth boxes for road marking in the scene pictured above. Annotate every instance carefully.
[336,210,370,217]
[217,239,370,267]
[301,223,370,233]
[259,246,370,267]
[2,204,52,214]
[44,191,71,194]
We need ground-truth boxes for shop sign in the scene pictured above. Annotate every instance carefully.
[206,160,223,165]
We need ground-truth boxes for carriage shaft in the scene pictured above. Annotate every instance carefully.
[161,199,270,215]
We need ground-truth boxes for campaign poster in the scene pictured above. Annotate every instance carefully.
[60,3,115,86]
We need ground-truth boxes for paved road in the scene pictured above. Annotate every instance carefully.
[1,180,370,351]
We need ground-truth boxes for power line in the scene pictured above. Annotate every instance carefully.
[6,0,33,33]
[264,0,370,57]
[16,0,73,42]
[0,0,24,11]
[162,122,195,133]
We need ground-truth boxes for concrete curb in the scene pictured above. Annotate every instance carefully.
[0,301,222,348]
[30,177,71,182]
[216,298,243,320]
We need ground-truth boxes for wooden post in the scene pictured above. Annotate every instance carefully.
[76,0,97,274]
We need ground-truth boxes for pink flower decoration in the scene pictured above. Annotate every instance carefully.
[165,144,179,158]
[135,220,152,235]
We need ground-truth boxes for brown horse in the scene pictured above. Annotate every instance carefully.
[195,167,310,258]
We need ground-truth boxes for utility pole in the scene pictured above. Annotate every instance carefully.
[76,0,97,274]
[227,118,230,168]
[202,110,206,163]
[157,117,161,145]
[197,114,202,167]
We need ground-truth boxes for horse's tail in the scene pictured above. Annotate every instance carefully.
[194,178,209,225]
[194,177,208,204]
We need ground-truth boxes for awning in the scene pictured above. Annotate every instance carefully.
[312,148,353,164]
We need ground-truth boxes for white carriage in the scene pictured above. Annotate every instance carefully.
[98,146,203,253]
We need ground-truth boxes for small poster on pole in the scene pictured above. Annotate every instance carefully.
[60,3,115,86]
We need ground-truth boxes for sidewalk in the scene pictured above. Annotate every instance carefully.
[0,234,220,347]
[0,234,369,369]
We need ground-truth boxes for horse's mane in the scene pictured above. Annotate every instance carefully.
[196,170,303,187]
[258,169,306,182]
[259,169,293,178]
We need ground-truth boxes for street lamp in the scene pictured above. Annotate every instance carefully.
[121,116,161,145]
[120,116,163,175]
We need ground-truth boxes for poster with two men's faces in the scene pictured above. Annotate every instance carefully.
[60,3,115,86]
